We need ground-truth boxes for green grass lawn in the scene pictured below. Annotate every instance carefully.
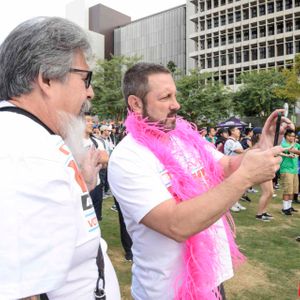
[100,189,300,300]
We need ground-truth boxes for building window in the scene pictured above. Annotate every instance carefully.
[221,55,226,66]
[296,19,300,30]
[236,51,242,63]
[228,34,234,44]
[252,28,257,39]
[244,50,249,62]
[268,24,275,35]
[214,56,219,67]
[228,74,234,85]
[221,35,226,45]
[200,59,205,69]
[260,26,266,37]
[286,0,292,9]
[228,53,234,64]
[235,11,241,22]
[286,42,293,54]
[296,0,300,7]
[207,58,212,68]
[286,21,293,32]
[276,1,283,11]
[277,43,284,56]
[221,15,226,26]
[221,0,225,5]
[236,32,241,42]
[207,19,212,29]
[214,17,219,27]
[259,5,266,16]
[277,22,283,34]
[243,30,249,40]
[214,0,218,8]
[251,7,257,18]
[214,37,219,47]
[268,45,275,57]
[228,13,234,24]
[243,9,249,20]
[200,40,205,49]
[260,47,266,59]
[207,39,212,48]
[251,48,257,60]
[296,40,300,52]
[207,0,212,10]
[268,2,274,13]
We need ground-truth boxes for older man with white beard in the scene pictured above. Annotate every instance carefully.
[0,17,120,300]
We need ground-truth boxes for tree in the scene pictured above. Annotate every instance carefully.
[176,70,233,126]
[233,69,286,118]
[167,60,177,75]
[92,55,141,120]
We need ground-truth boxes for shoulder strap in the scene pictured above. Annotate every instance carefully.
[0,106,55,135]
[90,136,99,149]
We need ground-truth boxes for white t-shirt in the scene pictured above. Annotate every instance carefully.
[224,137,243,156]
[0,102,120,300]
[108,134,233,300]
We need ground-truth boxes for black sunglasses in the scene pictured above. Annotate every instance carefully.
[69,68,93,89]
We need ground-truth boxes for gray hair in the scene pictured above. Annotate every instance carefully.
[122,62,170,107]
[0,17,91,99]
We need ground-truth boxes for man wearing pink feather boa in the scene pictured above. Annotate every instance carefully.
[108,63,292,300]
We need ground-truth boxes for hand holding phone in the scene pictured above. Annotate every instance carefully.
[273,112,281,146]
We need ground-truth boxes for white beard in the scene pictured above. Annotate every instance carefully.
[57,111,87,167]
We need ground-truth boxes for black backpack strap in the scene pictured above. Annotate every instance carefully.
[0,106,55,135]
[90,136,99,149]
[94,244,106,299]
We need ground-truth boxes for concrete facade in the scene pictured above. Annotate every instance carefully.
[89,3,131,59]
[186,0,300,87]
[114,5,186,74]
[65,0,105,61]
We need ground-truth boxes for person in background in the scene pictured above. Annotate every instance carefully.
[280,129,300,215]
[224,126,248,212]
[199,127,207,138]
[206,126,217,144]
[83,113,108,221]
[215,128,229,153]
[251,128,274,221]
[241,128,258,194]
[0,16,120,299]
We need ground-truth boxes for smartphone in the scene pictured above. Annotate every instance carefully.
[273,112,281,146]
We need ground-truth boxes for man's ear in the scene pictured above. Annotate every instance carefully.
[128,95,143,113]
[36,73,52,95]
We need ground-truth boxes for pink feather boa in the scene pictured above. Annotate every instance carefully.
[125,112,245,299]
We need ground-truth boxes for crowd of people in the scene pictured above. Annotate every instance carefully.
[202,125,300,221]
[0,16,298,300]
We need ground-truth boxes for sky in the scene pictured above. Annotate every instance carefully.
[0,0,186,43]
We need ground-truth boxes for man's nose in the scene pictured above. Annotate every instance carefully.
[170,97,180,111]
[87,85,95,100]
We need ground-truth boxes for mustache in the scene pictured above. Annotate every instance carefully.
[167,110,179,118]
[79,99,92,116]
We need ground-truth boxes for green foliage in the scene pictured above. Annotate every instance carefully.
[92,55,141,120]
[176,70,233,126]
[166,60,177,74]
[274,68,300,104]
[294,53,300,76]
[233,69,287,118]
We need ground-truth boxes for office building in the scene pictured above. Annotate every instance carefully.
[186,0,300,87]
[114,5,186,73]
